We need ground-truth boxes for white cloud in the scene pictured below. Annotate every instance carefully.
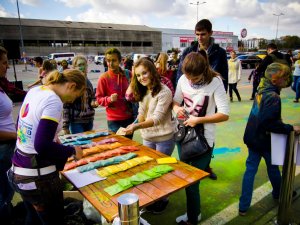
[19,0,41,6]
[65,15,73,21]
[0,5,13,17]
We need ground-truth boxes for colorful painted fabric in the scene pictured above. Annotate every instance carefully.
[77,153,137,173]
[60,131,109,144]
[142,169,161,178]
[117,178,133,189]
[104,184,125,196]
[64,140,92,146]
[97,156,153,177]
[64,146,139,170]
[104,165,174,196]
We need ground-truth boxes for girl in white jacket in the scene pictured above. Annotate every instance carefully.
[228,50,241,102]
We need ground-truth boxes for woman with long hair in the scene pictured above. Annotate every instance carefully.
[173,51,229,225]
[124,57,175,213]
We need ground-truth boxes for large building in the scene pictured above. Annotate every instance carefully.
[0,17,238,59]
[157,28,239,52]
[0,17,162,58]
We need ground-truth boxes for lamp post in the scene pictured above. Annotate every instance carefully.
[190,1,206,23]
[273,13,284,42]
[16,0,27,71]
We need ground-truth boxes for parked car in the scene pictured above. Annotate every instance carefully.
[255,49,267,59]
[94,55,105,65]
[238,55,262,69]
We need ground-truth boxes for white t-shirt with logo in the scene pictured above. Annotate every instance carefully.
[174,75,230,147]
[16,86,63,154]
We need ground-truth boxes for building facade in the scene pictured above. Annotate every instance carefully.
[157,28,239,52]
[0,17,161,58]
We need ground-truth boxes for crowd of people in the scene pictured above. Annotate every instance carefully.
[1,18,300,225]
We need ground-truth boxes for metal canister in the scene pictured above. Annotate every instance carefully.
[117,193,140,225]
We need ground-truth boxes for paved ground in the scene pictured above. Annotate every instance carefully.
[7,63,300,225]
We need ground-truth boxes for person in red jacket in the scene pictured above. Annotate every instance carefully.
[96,48,134,138]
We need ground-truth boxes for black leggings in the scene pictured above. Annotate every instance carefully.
[229,83,241,100]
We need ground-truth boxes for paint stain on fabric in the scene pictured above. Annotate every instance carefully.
[213,147,241,155]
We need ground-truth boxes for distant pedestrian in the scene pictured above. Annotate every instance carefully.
[248,63,262,100]
[292,52,300,103]
[27,60,54,88]
[256,43,292,75]
[239,63,300,216]
[168,49,180,88]
[228,50,241,102]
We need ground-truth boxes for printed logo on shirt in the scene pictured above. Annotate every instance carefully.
[17,119,33,144]
[21,103,29,118]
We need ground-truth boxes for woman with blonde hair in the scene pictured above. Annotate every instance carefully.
[173,51,229,225]
[63,55,98,134]
[9,69,85,225]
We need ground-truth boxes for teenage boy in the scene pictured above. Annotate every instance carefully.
[96,48,134,138]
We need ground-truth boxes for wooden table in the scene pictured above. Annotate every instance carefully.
[62,132,209,223]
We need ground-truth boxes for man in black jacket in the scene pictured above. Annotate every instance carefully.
[257,43,292,75]
[176,19,228,92]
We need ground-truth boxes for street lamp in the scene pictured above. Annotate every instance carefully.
[273,13,284,42]
[190,1,206,23]
[16,0,27,71]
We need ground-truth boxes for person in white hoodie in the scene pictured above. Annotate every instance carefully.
[228,50,241,102]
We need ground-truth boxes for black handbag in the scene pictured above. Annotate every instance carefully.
[175,96,211,161]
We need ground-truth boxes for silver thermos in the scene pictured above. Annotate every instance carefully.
[117,193,140,225]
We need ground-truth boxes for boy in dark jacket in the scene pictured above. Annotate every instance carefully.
[239,63,300,216]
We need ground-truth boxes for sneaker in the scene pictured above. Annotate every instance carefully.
[293,99,299,103]
[239,210,247,216]
[175,212,201,223]
[249,97,254,100]
[145,199,169,214]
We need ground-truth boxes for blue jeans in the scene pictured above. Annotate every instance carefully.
[0,141,15,222]
[107,118,134,139]
[143,137,175,156]
[69,120,94,134]
[292,76,300,100]
[177,144,212,225]
[239,149,281,212]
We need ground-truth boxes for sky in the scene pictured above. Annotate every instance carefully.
[1,0,300,40]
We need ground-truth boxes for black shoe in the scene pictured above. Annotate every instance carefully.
[145,199,169,214]
[249,97,254,100]
[205,167,217,180]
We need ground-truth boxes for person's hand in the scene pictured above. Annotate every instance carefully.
[74,146,83,160]
[123,124,135,135]
[293,125,300,135]
[91,100,99,108]
[174,106,186,118]
[110,93,118,102]
[183,115,200,127]
[62,128,70,135]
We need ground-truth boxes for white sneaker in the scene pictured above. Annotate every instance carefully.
[175,212,202,223]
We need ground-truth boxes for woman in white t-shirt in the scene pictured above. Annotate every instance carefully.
[9,69,86,225]
[173,51,229,225]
